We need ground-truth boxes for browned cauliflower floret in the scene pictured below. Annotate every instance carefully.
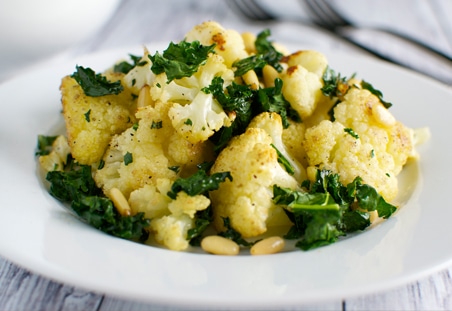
[94,100,212,199]
[185,20,249,68]
[281,50,328,120]
[144,189,211,251]
[209,114,301,238]
[60,73,136,165]
[38,135,71,172]
[303,88,415,202]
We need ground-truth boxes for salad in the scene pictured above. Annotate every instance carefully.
[36,21,428,255]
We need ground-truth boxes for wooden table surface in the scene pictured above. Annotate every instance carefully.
[1,1,451,310]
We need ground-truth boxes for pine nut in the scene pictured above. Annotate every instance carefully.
[250,236,285,255]
[241,32,256,54]
[262,65,279,88]
[109,187,132,216]
[201,236,240,255]
[137,85,151,108]
[242,70,259,90]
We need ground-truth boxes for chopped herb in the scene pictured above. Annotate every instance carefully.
[184,119,193,126]
[321,67,350,98]
[84,109,91,122]
[113,54,143,74]
[361,80,392,108]
[271,143,295,175]
[218,217,254,247]
[204,76,299,153]
[257,78,300,129]
[71,65,123,97]
[167,166,232,200]
[254,29,284,72]
[132,123,139,131]
[344,128,359,139]
[370,149,375,158]
[156,82,161,88]
[124,152,133,165]
[149,41,216,82]
[151,120,163,129]
[231,29,283,76]
[36,135,58,156]
[187,206,213,246]
[232,54,267,77]
[98,159,105,170]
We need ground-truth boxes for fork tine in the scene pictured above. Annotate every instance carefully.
[229,0,275,21]
[303,0,350,29]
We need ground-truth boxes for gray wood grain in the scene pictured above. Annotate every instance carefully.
[1,0,451,310]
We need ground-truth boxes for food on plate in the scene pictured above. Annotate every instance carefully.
[36,21,429,254]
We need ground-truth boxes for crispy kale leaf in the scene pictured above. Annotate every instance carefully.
[167,163,232,199]
[232,54,267,77]
[149,40,216,82]
[218,217,255,247]
[256,78,300,128]
[36,135,58,156]
[232,29,283,76]
[46,164,150,242]
[187,206,213,246]
[167,162,232,245]
[273,169,396,250]
[321,67,349,98]
[254,29,284,72]
[361,80,392,108]
[71,66,124,97]
[204,76,300,152]
[113,54,147,74]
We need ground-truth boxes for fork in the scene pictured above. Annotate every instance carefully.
[230,0,452,84]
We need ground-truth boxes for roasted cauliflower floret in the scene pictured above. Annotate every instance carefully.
[150,214,194,251]
[248,112,307,182]
[122,48,155,95]
[150,53,235,144]
[149,191,210,251]
[185,20,249,68]
[94,100,212,199]
[280,50,328,120]
[303,88,415,202]
[284,50,328,78]
[60,72,136,165]
[128,179,173,220]
[38,135,71,172]
[209,115,300,238]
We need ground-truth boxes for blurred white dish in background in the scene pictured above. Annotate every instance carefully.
[0,0,121,81]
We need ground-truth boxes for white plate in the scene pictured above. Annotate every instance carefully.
[0,44,451,310]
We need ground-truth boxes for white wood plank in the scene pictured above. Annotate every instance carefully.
[0,257,103,311]
[344,267,452,310]
[98,295,343,311]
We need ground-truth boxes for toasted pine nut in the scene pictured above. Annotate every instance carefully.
[241,32,256,54]
[242,70,259,90]
[250,236,285,255]
[137,85,151,108]
[109,187,132,216]
[201,236,240,255]
[262,65,279,88]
